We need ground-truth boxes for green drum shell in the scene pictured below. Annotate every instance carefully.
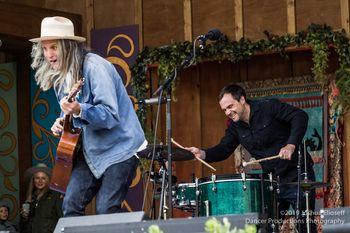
[198,176,276,217]
[173,183,196,210]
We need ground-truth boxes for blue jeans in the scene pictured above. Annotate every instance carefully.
[62,152,138,216]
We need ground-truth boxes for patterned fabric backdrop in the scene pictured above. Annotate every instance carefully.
[0,62,20,225]
[91,25,143,212]
[31,68,60,167]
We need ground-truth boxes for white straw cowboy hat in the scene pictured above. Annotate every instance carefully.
[24,163,52,184]
[29,16,86,42]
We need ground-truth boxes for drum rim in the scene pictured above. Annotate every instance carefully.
[198,178,274,185]
[176,183,196,187]
[198,173,267,182]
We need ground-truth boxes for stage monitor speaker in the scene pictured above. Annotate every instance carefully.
[63,213,268,233]
[321,207,350,233]
[54,211,147,233]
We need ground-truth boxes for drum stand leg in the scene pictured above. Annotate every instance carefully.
[195,177,200,217]
[158,164,169,220]
[305,190,311,233]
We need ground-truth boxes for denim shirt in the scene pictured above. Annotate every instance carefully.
[55,53,145,178]
[205,99,313,182]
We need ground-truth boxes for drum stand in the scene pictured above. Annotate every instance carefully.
[158,162,169,220]
[295,148,302,233]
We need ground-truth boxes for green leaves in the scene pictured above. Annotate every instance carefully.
[204,218,257,233]
[131,23,350,125]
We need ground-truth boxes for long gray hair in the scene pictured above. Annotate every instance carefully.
[31,39,84,95]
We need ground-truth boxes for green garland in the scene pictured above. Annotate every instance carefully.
[131,24,350,126]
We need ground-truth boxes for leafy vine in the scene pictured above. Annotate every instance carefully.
[131,23,350,125]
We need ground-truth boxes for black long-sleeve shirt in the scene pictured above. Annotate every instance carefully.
[205,99,313,183]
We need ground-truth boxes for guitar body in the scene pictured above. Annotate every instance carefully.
[50,79,84,194]
[50,117,81,193]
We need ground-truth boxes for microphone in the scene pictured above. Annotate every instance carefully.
[137,97,167,105]
[197,28,222,42]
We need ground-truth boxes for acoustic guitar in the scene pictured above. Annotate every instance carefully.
[50,79,84,193]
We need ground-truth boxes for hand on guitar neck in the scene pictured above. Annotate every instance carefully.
[50,79,83,137]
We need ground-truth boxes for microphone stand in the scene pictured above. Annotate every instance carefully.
[296,147,302,233]
[152,40,198,219]
[303,141,311,233]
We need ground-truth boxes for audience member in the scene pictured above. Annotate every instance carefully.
[21,163,63,233]
[0,203,17,233]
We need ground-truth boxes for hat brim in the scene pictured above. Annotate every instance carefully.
[24,166,52,184]
[29,35,86,43]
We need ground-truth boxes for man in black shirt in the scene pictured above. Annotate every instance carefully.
[186,84,316,232]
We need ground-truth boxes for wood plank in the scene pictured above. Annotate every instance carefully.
[183,0,193,41]
[343,112,350,206]
[192,0,235,40]
[135,0,144,50]
[93,0,135,29]
[296,0,341,31]
[85,0,94,48]
[287,0,296,34]
[143,0,184,47]
[247,53,292,81]
[234,0,243,40]
[244,0,287,40]
[340,0,350,35]
[0,2,83,40]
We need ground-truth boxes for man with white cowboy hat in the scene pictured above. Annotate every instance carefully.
[30,16,146,216]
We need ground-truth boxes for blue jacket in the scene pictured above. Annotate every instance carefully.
[56,52,145,178]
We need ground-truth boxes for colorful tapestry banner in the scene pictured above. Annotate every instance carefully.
[91,25,142,212]
[0,62,20,225]
[30,69,60,167]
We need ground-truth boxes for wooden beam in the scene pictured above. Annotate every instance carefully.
[340,0,350,35]
[234,0,243,40]
[343,112,350,206]
[0,2,82,40]
[183,0,193,41]
[287,0,296,34]
[135,0,143,50]
[85,0,94,48]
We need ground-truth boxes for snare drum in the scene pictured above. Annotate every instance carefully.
[198,173,277,218]
[172,183,196,211]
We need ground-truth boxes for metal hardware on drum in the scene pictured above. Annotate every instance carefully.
[197,173,278,221]
[211,174,217,192]
[241,172,247,190]
[269,173,274,191]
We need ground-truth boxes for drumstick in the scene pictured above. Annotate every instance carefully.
[171,138,217,171]
[242,154,282,167]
